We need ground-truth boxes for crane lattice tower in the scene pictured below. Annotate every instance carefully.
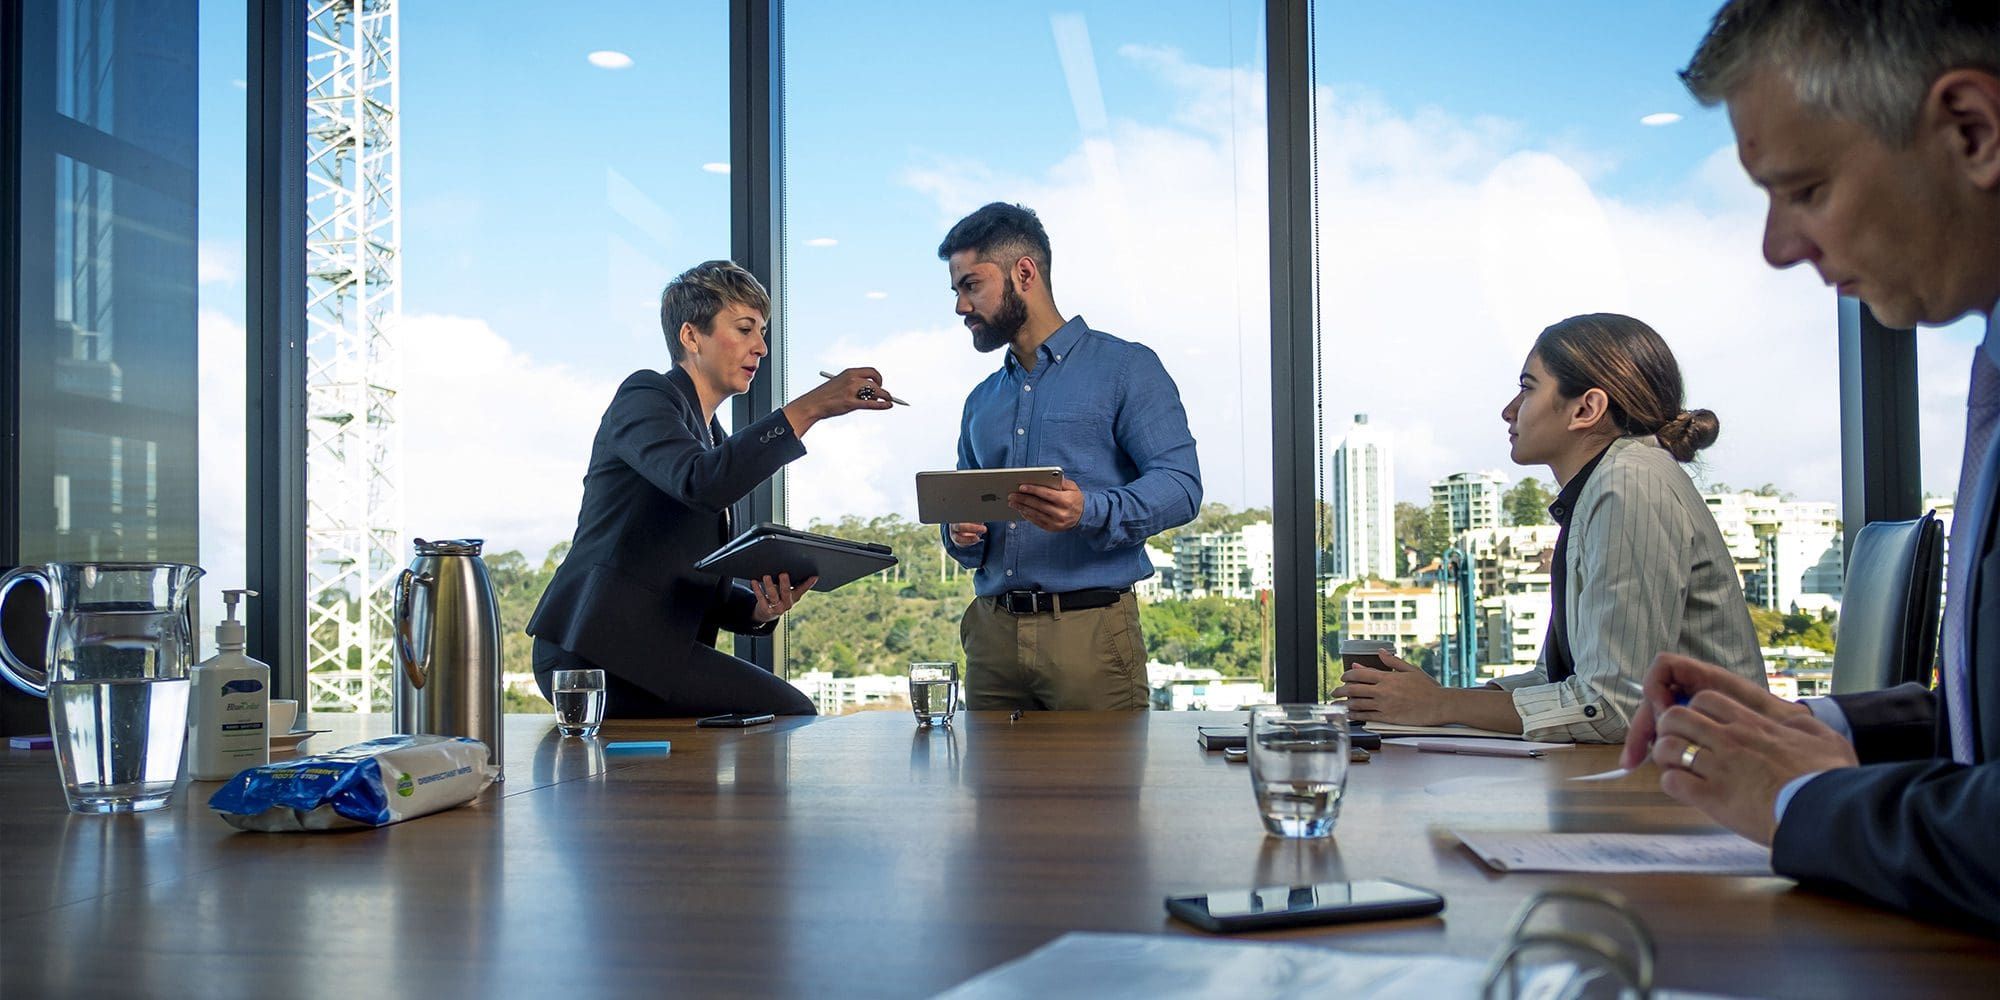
[304,0,402,713]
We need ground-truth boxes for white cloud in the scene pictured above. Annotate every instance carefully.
[864,291,888,300]
[587,50,633,70]
[785,326,996,524]
[806,237,839,247]
[395,314,616,560]
[1641,112,1683,126]
[1917,319,1983,500]
[701,162,731,175]
[197,308,248,657]
[199,241,241,286]
[898,44,1868,511]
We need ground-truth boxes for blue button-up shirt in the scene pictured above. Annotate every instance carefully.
[944,315,1202,595]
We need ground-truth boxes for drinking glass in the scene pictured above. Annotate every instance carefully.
[552,668,606,737]
[908,662,958,728]
[1248,703,1350,838]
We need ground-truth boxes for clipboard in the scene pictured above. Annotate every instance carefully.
[915,467,1063,524]
[693,523,898,592]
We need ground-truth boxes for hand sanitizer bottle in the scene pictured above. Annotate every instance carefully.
[189,589,273,780]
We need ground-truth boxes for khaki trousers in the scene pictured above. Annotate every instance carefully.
[960,592,1149,711]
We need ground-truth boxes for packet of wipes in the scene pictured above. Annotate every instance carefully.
[208,734,496,832]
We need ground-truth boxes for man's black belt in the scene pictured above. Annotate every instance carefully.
[995,588,1128,615]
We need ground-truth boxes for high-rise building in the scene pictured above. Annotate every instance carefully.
[1172,522,1275,599]
[1703,492,1844,612]
[1332,414,1396,583]
[1431,470,1510,534]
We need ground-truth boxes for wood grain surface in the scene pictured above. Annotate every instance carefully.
[1,710,1994,998]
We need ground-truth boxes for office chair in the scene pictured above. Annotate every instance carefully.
[1831,511,1944,695]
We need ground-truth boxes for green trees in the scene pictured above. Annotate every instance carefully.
[484,510,1296,686]
[1504,477,1554,526]
[1748,605,1836,652]
[1139,594,1269,679]
[1394,501,1453,572]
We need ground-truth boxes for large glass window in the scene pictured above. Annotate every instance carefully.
[782,2,1270,713]
[14,2,201,570]
[1310,2,1844,699]
[384,2,730,713]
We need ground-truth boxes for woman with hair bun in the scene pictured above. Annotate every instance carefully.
[1336,313,1766,742]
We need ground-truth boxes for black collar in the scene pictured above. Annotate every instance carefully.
[663,366,722,446]
[1548,443,1613,525]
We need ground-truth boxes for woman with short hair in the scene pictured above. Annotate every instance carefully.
[528,260,894,717]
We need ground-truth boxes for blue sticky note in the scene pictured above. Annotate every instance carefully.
[603,740,672,755]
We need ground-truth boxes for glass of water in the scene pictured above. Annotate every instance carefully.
[908,662,958,728]
[1248,703,1350,838]
[552,668,606,737]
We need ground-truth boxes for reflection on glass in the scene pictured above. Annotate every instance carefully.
[782,3,1270,713]
[16,4,199,567]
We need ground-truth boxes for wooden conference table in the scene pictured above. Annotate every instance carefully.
[1,710,1995,997]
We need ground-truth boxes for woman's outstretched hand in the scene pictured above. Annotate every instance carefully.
[782,367,895,436]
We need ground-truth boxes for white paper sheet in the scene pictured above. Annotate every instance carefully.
[1568,766,1635,782]
[935,932,1739,999]
[1454,830,1773,876]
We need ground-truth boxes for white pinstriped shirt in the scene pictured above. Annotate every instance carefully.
[1491,435,1769,742]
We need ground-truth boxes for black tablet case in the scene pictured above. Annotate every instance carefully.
[693,523,898,591]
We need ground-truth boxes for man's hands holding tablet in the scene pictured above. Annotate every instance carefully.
[1007,477,1084,531]
[946,477,1084,541]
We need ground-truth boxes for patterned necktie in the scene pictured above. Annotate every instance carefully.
[1944,348,2000,764]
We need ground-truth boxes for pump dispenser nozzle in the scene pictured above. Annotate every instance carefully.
[217,588,259,649]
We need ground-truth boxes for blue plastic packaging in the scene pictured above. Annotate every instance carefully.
[208,734,494,832]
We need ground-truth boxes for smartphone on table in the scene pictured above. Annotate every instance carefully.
[696,712,776,728]
[1164,879,1444,933]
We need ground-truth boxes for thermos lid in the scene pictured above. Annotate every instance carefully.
[414,538,484,556]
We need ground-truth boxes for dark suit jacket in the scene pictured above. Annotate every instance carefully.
[526,368,804,696]
[1771,426,2000,932]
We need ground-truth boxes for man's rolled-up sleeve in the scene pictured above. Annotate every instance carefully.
[1078,346,1201,551]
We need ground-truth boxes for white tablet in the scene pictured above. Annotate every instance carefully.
[914,467,1064,524]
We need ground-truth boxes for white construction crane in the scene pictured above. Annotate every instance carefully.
[303,0,402,713]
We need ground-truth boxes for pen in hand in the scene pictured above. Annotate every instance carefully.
[818,370,910,406]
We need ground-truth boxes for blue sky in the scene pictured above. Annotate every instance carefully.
[194,2,1982,563]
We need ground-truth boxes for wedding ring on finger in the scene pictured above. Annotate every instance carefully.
[1679,743,1704,771]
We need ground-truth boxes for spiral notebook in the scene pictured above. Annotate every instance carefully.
[693,523,898,592]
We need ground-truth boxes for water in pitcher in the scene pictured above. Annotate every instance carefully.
[51,677,191,812]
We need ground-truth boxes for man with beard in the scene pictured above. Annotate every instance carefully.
[937,202,1202,711]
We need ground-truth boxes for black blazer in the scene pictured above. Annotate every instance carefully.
[1770,432,2000,932]
[527,368,804,689]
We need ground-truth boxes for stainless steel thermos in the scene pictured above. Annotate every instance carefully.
[394,538,504,779]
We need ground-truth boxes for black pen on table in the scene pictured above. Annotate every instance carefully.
[818,370,910,406]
